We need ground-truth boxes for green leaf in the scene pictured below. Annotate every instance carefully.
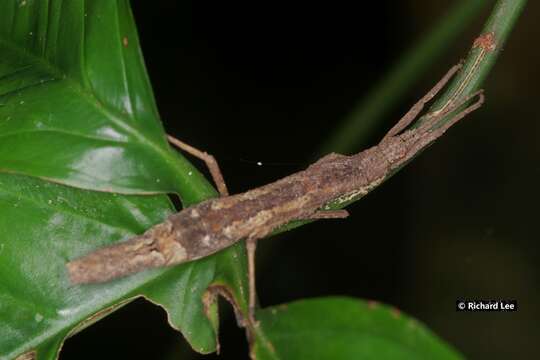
[252,297,463,360]
[0,173,248,359]
[0,1,250,358]
[0,0,214,202]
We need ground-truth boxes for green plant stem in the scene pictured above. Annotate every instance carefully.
[272,0,526,238]
[429,0,527,115]
[319,0,489,155]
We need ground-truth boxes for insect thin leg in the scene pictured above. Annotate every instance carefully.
[422,90,485,137]
[404,90,484,159]
[167,135,229,196]
[382,64,462,141]
[246,237,258,323]
[306,209,349,219]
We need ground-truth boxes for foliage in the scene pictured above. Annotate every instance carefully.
[0,0,525,359]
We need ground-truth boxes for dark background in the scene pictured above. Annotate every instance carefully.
[62,1,539,359]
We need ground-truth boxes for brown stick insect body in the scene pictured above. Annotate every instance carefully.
[67,64,484,317]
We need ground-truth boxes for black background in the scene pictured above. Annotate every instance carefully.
[62,1,540,359]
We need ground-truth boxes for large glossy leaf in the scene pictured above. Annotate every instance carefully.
[0,1,250,359]
[252,297,463,360]
[0,173,248,359]
[0,0,214,201]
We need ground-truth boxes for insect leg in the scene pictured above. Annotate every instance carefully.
[405,90,484,159]
[418,90,485,135]
[382,64,462,141]
[305,209,349,219]
[243,207,348,325]
[246,236,258,324]
[167,135,229,196]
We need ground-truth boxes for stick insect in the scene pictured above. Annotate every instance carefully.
[67,63,484,323]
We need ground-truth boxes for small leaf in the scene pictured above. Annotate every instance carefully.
[252,297,463,360]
